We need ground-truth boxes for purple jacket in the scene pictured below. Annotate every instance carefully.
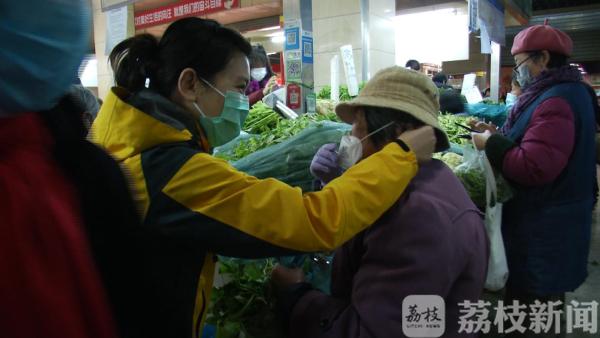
[289,160,489,338]
[245,77,271,106]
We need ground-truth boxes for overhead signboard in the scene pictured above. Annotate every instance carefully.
[134,0,239,30]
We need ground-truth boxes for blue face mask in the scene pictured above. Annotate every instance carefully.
[0,0,90,115]
[505,93,518,108]
[193,79,249,147]
[516,64,533,88]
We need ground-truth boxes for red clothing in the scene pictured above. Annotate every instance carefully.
[0,113,117,338]
[502,97,575,186]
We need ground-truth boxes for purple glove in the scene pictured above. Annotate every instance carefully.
[310,143,343,185]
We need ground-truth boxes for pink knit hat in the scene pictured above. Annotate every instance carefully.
[511,19,573,56]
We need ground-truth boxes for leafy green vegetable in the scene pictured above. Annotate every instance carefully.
[316,83,366,101]
[437,114,475,146]
[218,108,340,162]
[453,146,513,208]
[207,254,334,338]
[455,167,487,207]
[316,86,331,100]
[207,258,282,338]
[243,102,280,135]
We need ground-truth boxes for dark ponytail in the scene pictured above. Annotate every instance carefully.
[110,34,160,92]
[109,18,252,97]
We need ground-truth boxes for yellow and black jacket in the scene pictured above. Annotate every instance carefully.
[91,87,418,338]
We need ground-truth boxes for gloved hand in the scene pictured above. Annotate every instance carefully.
[310,143,343,185]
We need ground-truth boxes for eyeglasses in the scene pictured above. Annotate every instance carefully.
[513,55,533,76]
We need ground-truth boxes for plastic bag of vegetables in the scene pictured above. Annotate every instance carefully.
[232,121,351,191]
[454,145,513,208]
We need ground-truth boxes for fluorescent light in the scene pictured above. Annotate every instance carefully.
[268,31,285,43]
[271,35,285,43]
[257,25,281,32]
[81,58,98,87]
[266,31,283,38]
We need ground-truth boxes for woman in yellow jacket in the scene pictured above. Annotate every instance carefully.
[92,18,436,338]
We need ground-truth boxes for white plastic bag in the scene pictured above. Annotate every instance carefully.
[482,153,509,291]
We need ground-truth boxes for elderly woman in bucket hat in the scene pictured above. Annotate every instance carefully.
[272,66,489,338]
[471,21,597,327]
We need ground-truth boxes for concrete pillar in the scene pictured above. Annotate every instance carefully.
[283,0,315,114]
[312,0,395,92]
[490,41,501,102]
[363,0,396,81]
[92,0,134,100]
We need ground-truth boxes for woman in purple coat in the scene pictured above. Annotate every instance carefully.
[273,66,489,338]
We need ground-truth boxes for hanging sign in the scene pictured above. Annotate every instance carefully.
[284,26,300,51]
[287,84,301,110]
[102,0,139,12]
[106,6,129,54]
[302,34,313,64]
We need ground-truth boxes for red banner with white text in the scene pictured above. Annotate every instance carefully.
[134,0,238,29]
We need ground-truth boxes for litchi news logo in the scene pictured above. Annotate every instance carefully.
[402,295,598,337]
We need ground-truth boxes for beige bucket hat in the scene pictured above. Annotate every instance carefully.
[335,66,449,152]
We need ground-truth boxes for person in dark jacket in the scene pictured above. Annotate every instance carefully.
[68,84,101,130]
[434,72,465,114]
[433,72,452,89]
[472,21,597,336]
[0,1,132,338]
[273,66,489,338]
[405,59,421,71]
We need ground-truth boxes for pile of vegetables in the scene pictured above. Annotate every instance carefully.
[207,254,333,338]
[206,258,281,338]
[316,83,366,101]
[437,114,475,146]
[215,103,339,162]
[242,102,280,134]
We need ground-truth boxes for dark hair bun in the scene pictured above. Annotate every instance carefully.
[110,34,160,92]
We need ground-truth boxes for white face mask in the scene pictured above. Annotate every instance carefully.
[250,67,268,81]
[337,121,396,170]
